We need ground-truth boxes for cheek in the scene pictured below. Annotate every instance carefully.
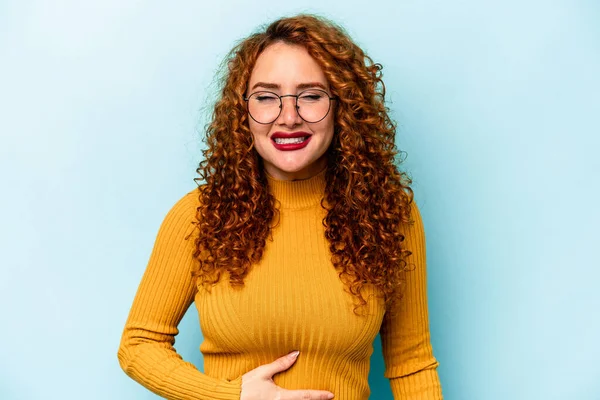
[321,116,335,144]
[249,120,270,142]
[248,122,273,159]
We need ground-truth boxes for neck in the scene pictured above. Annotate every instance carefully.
[264,167,327,209]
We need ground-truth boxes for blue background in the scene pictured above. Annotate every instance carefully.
[1,1,599,399]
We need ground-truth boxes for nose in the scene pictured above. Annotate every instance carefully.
[276,96,302,127]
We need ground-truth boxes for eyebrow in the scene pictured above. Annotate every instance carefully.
[251,81,328,91]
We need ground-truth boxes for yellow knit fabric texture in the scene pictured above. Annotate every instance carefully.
[118,168,443,399]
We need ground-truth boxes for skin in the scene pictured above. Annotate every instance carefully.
[246,41,335,181]
[240,43,336,399]
[240,351,334,400]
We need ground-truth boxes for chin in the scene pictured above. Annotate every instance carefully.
[270,156,309,170]
[274,163,308,173]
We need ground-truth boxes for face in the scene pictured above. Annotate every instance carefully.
[246,42,335,181]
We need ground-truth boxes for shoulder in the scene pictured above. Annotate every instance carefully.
[408,200,424,228]
[158,187,203,238]
[401,199,426,247]
[168,187,202,216]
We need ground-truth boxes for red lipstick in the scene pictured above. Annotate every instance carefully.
[271,131,312,151]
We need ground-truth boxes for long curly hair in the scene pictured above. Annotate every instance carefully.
[192,14,416,315]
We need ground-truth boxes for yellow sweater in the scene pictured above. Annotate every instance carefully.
[117,168,443,399]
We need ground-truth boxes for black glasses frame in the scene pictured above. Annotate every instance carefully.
[243,89,337,124]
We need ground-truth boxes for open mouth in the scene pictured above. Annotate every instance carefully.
[272,136,310,145]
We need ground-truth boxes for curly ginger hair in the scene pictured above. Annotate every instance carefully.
[192,14,416,314]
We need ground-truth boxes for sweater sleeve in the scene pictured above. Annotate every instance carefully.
[379,201,443,399]
[117,189,242,400]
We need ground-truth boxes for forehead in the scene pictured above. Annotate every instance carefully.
[248,42,329,89]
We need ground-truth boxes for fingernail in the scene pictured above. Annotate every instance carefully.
[288,350,300,359]
[327,394,334,399]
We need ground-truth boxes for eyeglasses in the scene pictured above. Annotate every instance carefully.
[244,89,337,124]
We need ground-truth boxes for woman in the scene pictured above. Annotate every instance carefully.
[118,14,443,400]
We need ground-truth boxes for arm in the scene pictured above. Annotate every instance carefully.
[379,201,443,399]
[117,190,242,400]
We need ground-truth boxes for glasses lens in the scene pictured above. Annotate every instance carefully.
[247,92,281,124]
[297,90,331,123]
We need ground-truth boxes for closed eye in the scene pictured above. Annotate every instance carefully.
[254,93,279,103]
[299,93,324,102]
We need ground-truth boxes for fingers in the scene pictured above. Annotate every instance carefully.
[245,351,335,399]
[279,389,335,400]
[258,351,300,377]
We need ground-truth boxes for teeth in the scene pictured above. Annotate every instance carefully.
[273,136,308,144]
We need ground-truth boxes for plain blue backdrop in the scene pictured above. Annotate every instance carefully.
[1,1,599,399]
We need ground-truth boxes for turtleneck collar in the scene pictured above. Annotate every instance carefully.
[265,168,327,209]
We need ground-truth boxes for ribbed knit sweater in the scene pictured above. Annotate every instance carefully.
[117,168,443,399]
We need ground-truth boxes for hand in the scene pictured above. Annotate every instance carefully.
[240,351,335,400]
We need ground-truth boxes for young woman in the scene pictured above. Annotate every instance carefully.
[118,14,443,400]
